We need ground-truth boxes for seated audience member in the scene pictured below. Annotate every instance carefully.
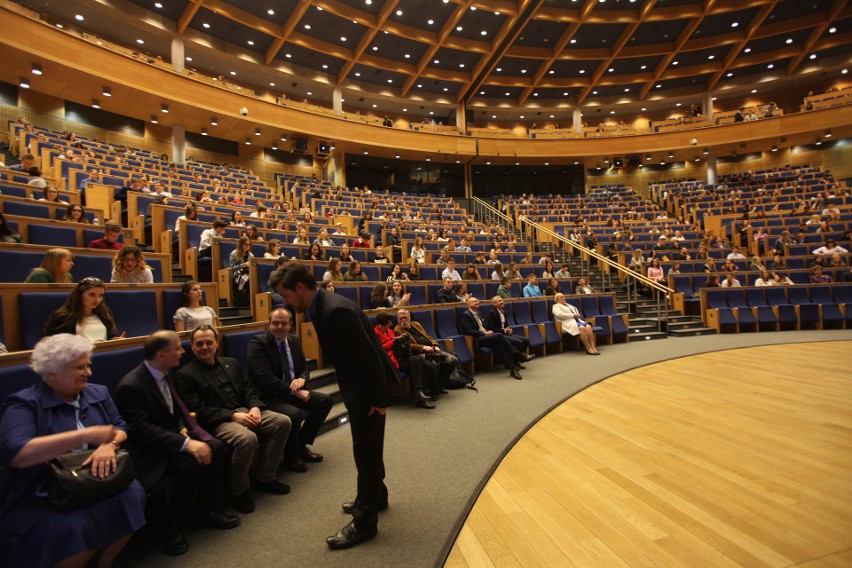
[386,263,409,282]
[303,243,325,261]
[9,151,35,171]
[575,277,596,294]
[395,308,461,398]
[26,166,48,188]
[647,258,665,284]
[491,262,506,281]
[244,225,263,242]
[265,239,283,259]
[437,277,462,303]
[176,325,292,514]
[0,334,146,567]
[705,274,720,287]
[721,273,741,288]
[351,232,371,248]
[409,237,426,264]
[407,259,422,281]
[508,262,523,280]
[541,261,556,280]
[460,297,533,380]
[754,270,773,286]
[496,276,513,299]
[25,247,74,283]
[703,260,718,274]
[552,293,600,355]
[111,245,154,283]
[462,263,480,280]
[809,265,833,283]
[554,262,571,278]
[668,262,682,277]
[523,274,542,297]
[338,243,354,264]
[373,246,389,264]
[292,228,311,246]
[313,228,336,248]
[486,251,499,265]
[0,212,21,243]
[43,277,126,341]
[38,185,69,204]
[319,280,335,292]
[435,250,450,265]
[230,236,254,306]
[174,280,219,332]
[544,278,563,296]
[812,239,848,256]
[829,253,847,268]
[198,220,228,258]
[749,255,766,272]
[247,309,333,473]
[379,311,437,409]
[344,260,368,281]
[231,211,246,227]
[63,204,92,224]
[368,283,391,309]
[485,296,530,355]
[769,271,794,285]
[441,258,461,281]
[324,258,346,282]
[115,331,240,556]
[388,281,411,308]
[174,205,198,232]
[472,251,487,264]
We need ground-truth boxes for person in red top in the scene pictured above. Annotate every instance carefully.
[88,221,124,250]
[351,232,371,248]
[373,311,399,368]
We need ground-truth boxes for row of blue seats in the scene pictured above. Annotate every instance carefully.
[0,249,165,284]
[1,194,98,223]
[703,284,852,332]
[10,287,208,350]
[4,218,128,251]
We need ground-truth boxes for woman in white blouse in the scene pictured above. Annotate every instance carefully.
[173,280,219,332]
[552,293,599,355]
[410,236,426,264]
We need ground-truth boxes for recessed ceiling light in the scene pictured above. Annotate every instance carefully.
[521,69,527,74]
[396,10,402,15]
[388,79,393,83]
[533,92,538,96]
[372,104,377,108]
[767,64,774,69]
[307,91,312,95]
[480,91,485,95]
[708,55,715,60]
[443,87,448,91]
[373,46,378,51]
[91,99,100,108]
[672,61,678,65]
[322,64,328,69]
[317,6,323,10]
[211,117,218,125]
[656,84,662,88]
[247,40,254,46]
[102,86,111,97]
[496,67,502,72]
[470,6,476,10]
[641,107,646,111]
[829,26,837,33]
[355,72,361,76]
[579,69,585,74]
[481,31,487,36]
[492,115,497,118]
[726,72,733,77]
[563,92,568,96]
[549,70,555,75]
[610,110,615,114]
[608,68,614,72]
[592,90,598,94]
[340,36,347,41]
[202,23,210,28]
[365,0,372,4]
[417,84,422,88]
[155,2,163,8]
[624,88,629,92]
[269,82,275,86]
[136,39,144,44]
[75,14,84,21]
[456,26,462,31]
[744,47,751,53]
[230,71,236,76]
[304,24,311,29]
[403,108,407,111]
[268,9,275,15]
[245,138,251,145]
[570,39,576,44]
[640,65,647,70]
[676,103,682,107]
[19,77,29,89]
[785,38,793,44]
[505,92,511,96]
[285,53,292,58]
[150,115,157,124]
[731,22,738,27]
[201,128,208,136]
[433,59,439,64]
[161,103,169,113]
[404,54,410,58]
[751,89,757,93]
[520,115,524,118]
[809,54,817,60]
[427,19,434,25]
[459,64,465,68]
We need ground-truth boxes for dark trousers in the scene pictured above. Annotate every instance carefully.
[503,332,529,353]
[265,392,334,459]
[348,409,387,533]
[146,437,230,524]
[475,333,522,369]
[399,354,440,396]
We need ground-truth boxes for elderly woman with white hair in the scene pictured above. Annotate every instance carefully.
[552,293,600,355]
[0,334,146,567]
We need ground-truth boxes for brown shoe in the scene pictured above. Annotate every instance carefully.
[300,446,324,463]
[283,458,308,473]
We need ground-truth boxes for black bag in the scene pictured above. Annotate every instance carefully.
[48,449,136,509]
[392,333,413,361]
[426,352,477,392]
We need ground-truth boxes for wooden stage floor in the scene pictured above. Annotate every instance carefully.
[445,341,852,568]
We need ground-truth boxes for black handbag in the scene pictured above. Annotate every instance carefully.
[48,449,136,509]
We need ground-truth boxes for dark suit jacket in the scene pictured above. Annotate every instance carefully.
[484,308,509,334]
[175,356,266,429]
[393,321,439,355]
[459,309,487,341]
[309,288,398,412]
[114,363,188,488]
[246,331,309,400]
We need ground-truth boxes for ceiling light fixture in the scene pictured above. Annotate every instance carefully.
[255,128,261,136]
[19,77,30,89]
[245,138,251,145]
[102,86,111,97]
[161,104,169,113]
[211,117,218,125]
[91,99,100,108]
[150,115,158,124]
[201,128,208,136]
[31,63,43,75]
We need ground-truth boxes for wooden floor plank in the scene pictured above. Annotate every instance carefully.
[446,341,852,568]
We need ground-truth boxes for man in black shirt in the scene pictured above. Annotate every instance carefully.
[436,277,461,303]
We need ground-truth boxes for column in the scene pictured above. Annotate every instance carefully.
[171,37,185,73]
[332,87,342,115]
[572,108,583,133]
[456,102,466,132]
[704,92,714,121]
[706,154,717,187]
[172,124,186,165]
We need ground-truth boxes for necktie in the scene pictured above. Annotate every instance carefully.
[279,340,293,385]
[166,375,213,442]
[473,312,486,333]
[158,377,173,414]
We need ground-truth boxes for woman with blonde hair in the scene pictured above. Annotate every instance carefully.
[552,293,599,355]
[323,258,345,282]
[110,245,153,283]
[25,247,74,283]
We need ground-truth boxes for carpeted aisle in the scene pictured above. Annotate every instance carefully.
[116,329,852,568]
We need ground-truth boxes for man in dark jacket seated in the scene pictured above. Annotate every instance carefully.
[247,308,333,473]
[459,297,533,380]
[484,296,530,355]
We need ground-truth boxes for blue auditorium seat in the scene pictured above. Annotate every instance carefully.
[19,292,68,349]
[405,284,426,306]
[69,255,114,282]
[221,329,262,375]
[109,290,159,339]
[335,285,359,306]
[28,224,78,247]
[4,201,50,219]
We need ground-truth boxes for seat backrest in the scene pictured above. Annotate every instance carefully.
[109,290,160,339]
[764,286,788,306]
[809,285,833,304]
[4,201,50,219]
[405,284,426,306]
[833,283,852,304]
[434,308,459,338]
[361,265,380,282]
[90,345,147,393]
[411,309,438,339]
[581,295,601,316]
[704,289,728,309]
[512,299,533,325]
[745,288,767,306]
[0,250,47,282]
[787,286,811,305]
[70,255,114,282]
[465,282,486,301]
[724,289,747,307]
[221,329,262,375]
[420,266,439,281]
[530,298,550,323]
[0,363,41,402]
[335,285,359,306]
[19,292,68,349]
[28,224,78,247]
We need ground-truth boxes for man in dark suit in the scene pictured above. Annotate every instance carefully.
[459,297,533,380]
[175,325,292,515]
[114,331,240,556]
[484,296,530,356]
[271,263,398,550]
[247,307,334,472]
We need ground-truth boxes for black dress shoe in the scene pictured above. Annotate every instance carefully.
[161,523,189,556]
[342,500,388,514]
[255,479,291,495]
[522,354,536,362]
[199,510,241,530]
[283,458,308,473]
[416,399,436,409]
[326,521,377,550]
[229,492,255,514]
[509,368,523,380]
[439,388,449,394]
[515,363,526,370]
[300,446,323,463]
